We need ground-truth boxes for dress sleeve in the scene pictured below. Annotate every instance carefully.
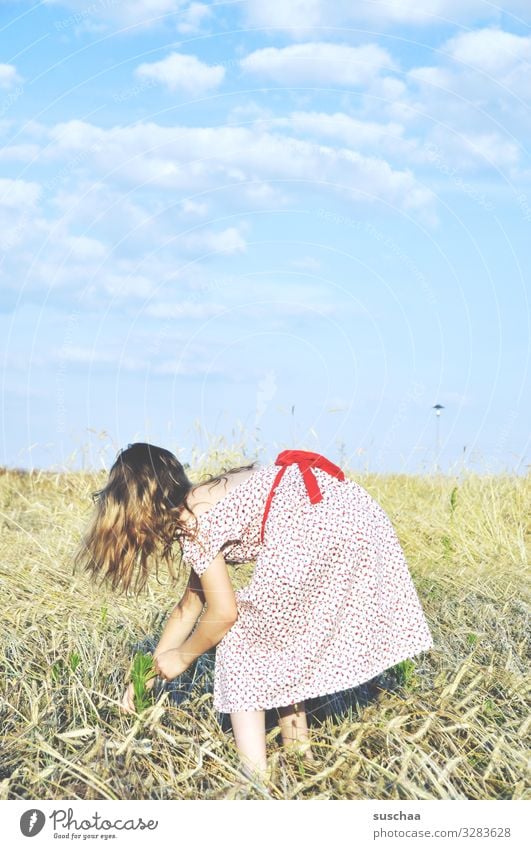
[180,468,267,577]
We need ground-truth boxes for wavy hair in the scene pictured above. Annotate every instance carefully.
[73,442,257,595]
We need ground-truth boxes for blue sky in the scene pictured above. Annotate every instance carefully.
[0,0,530,474]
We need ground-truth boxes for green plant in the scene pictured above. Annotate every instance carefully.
[392,658,417,689]
[131,652,157,713]
[50,659,65,682]
[441,534,453,557]
[68,651,81,673]
[450,486,458,514]
[481,698,505,725]
[467,632,478,646]
[51,652,81,680]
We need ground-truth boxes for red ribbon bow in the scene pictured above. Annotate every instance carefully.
[260,449,346,543]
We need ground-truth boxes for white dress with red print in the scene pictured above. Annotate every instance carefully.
[180,452,434,713]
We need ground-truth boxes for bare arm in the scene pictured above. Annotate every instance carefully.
[151,551,238,683]
[121,569,206,710]
[152,568,205,660]
[176,551,238,667]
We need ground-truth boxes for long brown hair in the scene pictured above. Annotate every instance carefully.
[73,442,257,595]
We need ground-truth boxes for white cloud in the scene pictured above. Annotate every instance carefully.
[243,0,324,35]
[45,119,435,215]
[240,42,397,86]
[271,110,408,150]
[405,27,531,104]
[267,109,432,170]
[46,180,172,253]
[95,270,156,298]
[2,213,157,297]
[176,1,212,33]
[0,177,41,209]
[240,180,290,207]
[440,25,531,100]
[63,234,107,262]
[180,198,210,216]
[226,101,277,125]
[0,143,41,162]
[135,52,225,94]
[0,179,41,250]
[370,76,409,103]
[0,64,21,88]
[443,27,531,75]
[407,65,455,89]
[45,0,190,30]
[460,132,520,168]
[180,226,247,256]
[242,0,528,31]
[425,126,521,171]
[37,0,531,37]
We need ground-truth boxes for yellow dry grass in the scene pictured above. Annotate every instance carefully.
[0,447,529,800]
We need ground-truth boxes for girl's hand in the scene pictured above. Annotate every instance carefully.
[120,682,137,714]
[153,648,189,682]
[120,676,156,714]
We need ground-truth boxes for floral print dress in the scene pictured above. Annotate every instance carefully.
[181,451,434,712]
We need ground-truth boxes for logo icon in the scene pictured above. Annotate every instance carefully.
[20,809,46,837]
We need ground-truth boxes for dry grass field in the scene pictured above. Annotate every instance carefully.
[0,446,529,800]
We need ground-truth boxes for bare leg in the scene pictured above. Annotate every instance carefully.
[230,709,268,779]
[277,700,316,762]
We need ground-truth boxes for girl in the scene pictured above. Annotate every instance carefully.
[75,442,434,782]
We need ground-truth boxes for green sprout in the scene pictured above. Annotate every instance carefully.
[51,653,81,681]
[450,486,458,514]
[51,659,65,682]
[441,534,454,558]
[68,652,81,673]
[131,652,157,713]
[392,658,417,689]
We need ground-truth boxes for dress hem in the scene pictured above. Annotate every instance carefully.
[213,636,434,713]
